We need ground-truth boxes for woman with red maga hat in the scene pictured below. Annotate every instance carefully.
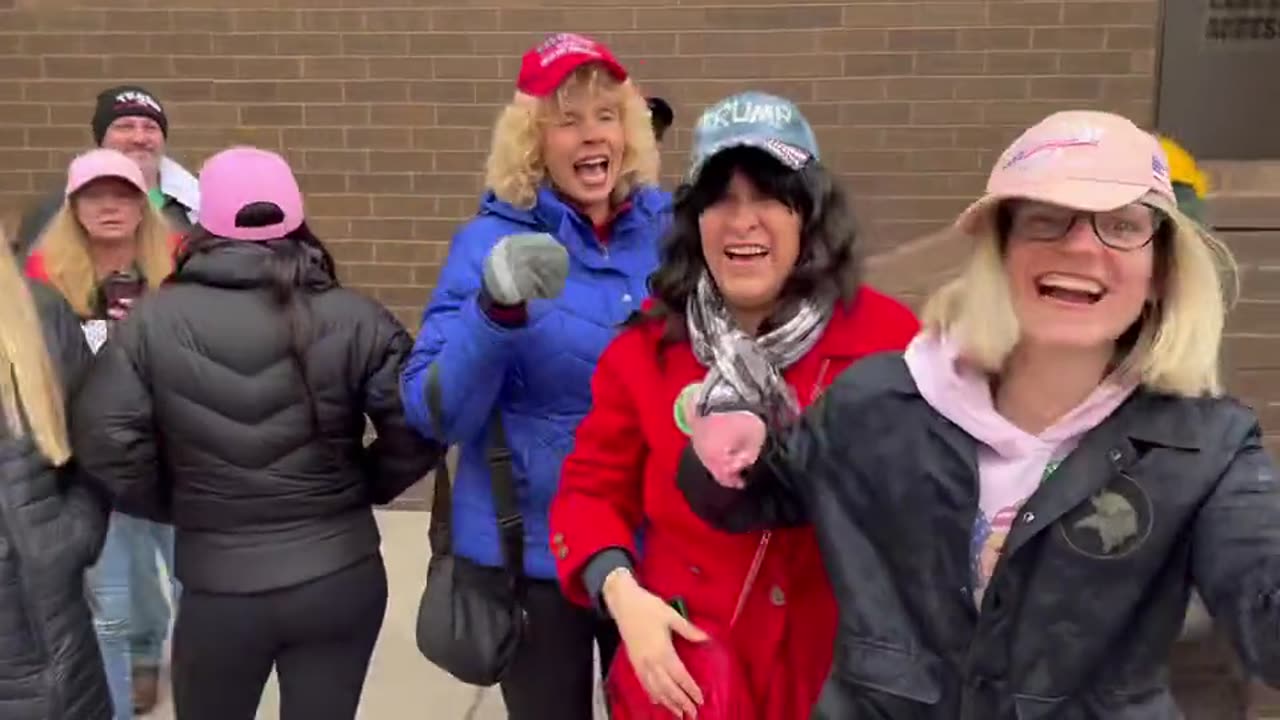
[400,32,667,720]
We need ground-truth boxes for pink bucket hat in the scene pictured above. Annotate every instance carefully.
[65,148,147,197]
[198,146,304,242]
[956,110,1177,235]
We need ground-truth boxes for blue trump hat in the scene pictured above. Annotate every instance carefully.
[688,91,819,182]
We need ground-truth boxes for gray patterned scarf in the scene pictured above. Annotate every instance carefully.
[686,272,832,427]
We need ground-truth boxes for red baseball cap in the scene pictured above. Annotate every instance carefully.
[517,33,628,97]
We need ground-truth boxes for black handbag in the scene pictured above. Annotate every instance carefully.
[415,362,528,686]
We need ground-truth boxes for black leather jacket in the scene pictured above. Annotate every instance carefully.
[680,353,1280,719]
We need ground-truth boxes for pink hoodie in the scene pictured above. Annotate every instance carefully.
[903,332,1137,604]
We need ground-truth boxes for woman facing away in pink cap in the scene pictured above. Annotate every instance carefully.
[675,109,1280,718]
[68,146,445,720]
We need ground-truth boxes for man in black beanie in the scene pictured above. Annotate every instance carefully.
[14,83,199,260]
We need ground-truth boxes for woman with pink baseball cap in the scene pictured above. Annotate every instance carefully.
[25,148,177,319]
[23,146,181,720]
[676,110,1280,717]
[70,146,444,720]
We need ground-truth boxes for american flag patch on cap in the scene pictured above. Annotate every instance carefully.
[762,138,810,169]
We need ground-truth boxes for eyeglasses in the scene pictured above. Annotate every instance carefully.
[1007,201,1164,251]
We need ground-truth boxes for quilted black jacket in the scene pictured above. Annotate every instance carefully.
[680,353,1280,719]
[0,282,110,720]
[71,242,443,594]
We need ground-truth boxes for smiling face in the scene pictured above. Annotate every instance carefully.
[1004,200,1159,353]
[699,167,803,330]
[73,177,145,244]
[540,69,625,221]
[101,116,164,187]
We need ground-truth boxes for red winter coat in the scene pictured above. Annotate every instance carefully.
[551,285,920,718]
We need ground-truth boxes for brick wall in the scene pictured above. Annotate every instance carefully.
[0,0,1166,331]
[2,0,1278,715]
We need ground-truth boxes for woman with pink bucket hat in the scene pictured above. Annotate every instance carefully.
[676,110,1280,717]
[70,146,444,720]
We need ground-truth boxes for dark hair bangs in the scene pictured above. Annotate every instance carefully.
[682,146,813,221]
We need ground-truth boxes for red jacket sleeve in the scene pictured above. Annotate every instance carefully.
[168,231,186,259]
[24,250,48,282]
[860,285,921,350]
[550,332,648,607]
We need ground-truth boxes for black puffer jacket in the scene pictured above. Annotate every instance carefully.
[71,242,443,594]
[0,282,110,720]
[680,353,1280,719]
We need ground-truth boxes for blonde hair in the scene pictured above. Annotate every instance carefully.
[0,231,71,465]
[921,205,1239,397]
[37,196,173,317]
[484,63,660,209]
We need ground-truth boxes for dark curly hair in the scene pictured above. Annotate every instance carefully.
[634,146,863,344]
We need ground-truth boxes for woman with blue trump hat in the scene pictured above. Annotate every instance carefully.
[686,90,821,180]
[549,91,919,719]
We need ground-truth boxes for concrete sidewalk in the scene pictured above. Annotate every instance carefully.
[148,510,523,719]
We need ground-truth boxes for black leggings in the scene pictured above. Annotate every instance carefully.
[500,577,620,720]
[171,556,388,720]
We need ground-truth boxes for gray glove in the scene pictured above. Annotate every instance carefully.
[481,232,569,305]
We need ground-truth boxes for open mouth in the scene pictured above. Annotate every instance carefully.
[1035,272,1106,305]
[724,244,769,262]
[574,156,610,185]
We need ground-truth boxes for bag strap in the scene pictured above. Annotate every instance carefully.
[426,362,454,557]
[728,530,771,629]
[486,409,524,584]
[425,362,525,584]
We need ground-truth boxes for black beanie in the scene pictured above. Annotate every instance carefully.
[91,85,168,145]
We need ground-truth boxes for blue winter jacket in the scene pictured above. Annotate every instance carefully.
[402,185,670,579]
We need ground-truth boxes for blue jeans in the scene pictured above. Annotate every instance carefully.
[124,514,179,668]
[88,513,179,719]
[88,514,131,720]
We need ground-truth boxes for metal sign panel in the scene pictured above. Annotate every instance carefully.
[1156,0,1280,159]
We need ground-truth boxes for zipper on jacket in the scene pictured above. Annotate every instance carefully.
[809,359,833,404]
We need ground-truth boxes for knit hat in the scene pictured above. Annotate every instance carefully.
[198,147,304,242]
[516,33,627,98]
[65,148,147,197]
[92,85,168,145]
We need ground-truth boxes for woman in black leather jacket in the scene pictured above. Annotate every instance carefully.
[679,111,1280,718]
[0,236,110,719]
[69,147,443,720]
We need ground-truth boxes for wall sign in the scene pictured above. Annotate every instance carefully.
[1157,0,1280,158]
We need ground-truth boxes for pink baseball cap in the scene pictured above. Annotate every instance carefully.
[198,146,304,242]
[516,33,627,98]
[957,110,1177,234]
[65,148,147,197]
